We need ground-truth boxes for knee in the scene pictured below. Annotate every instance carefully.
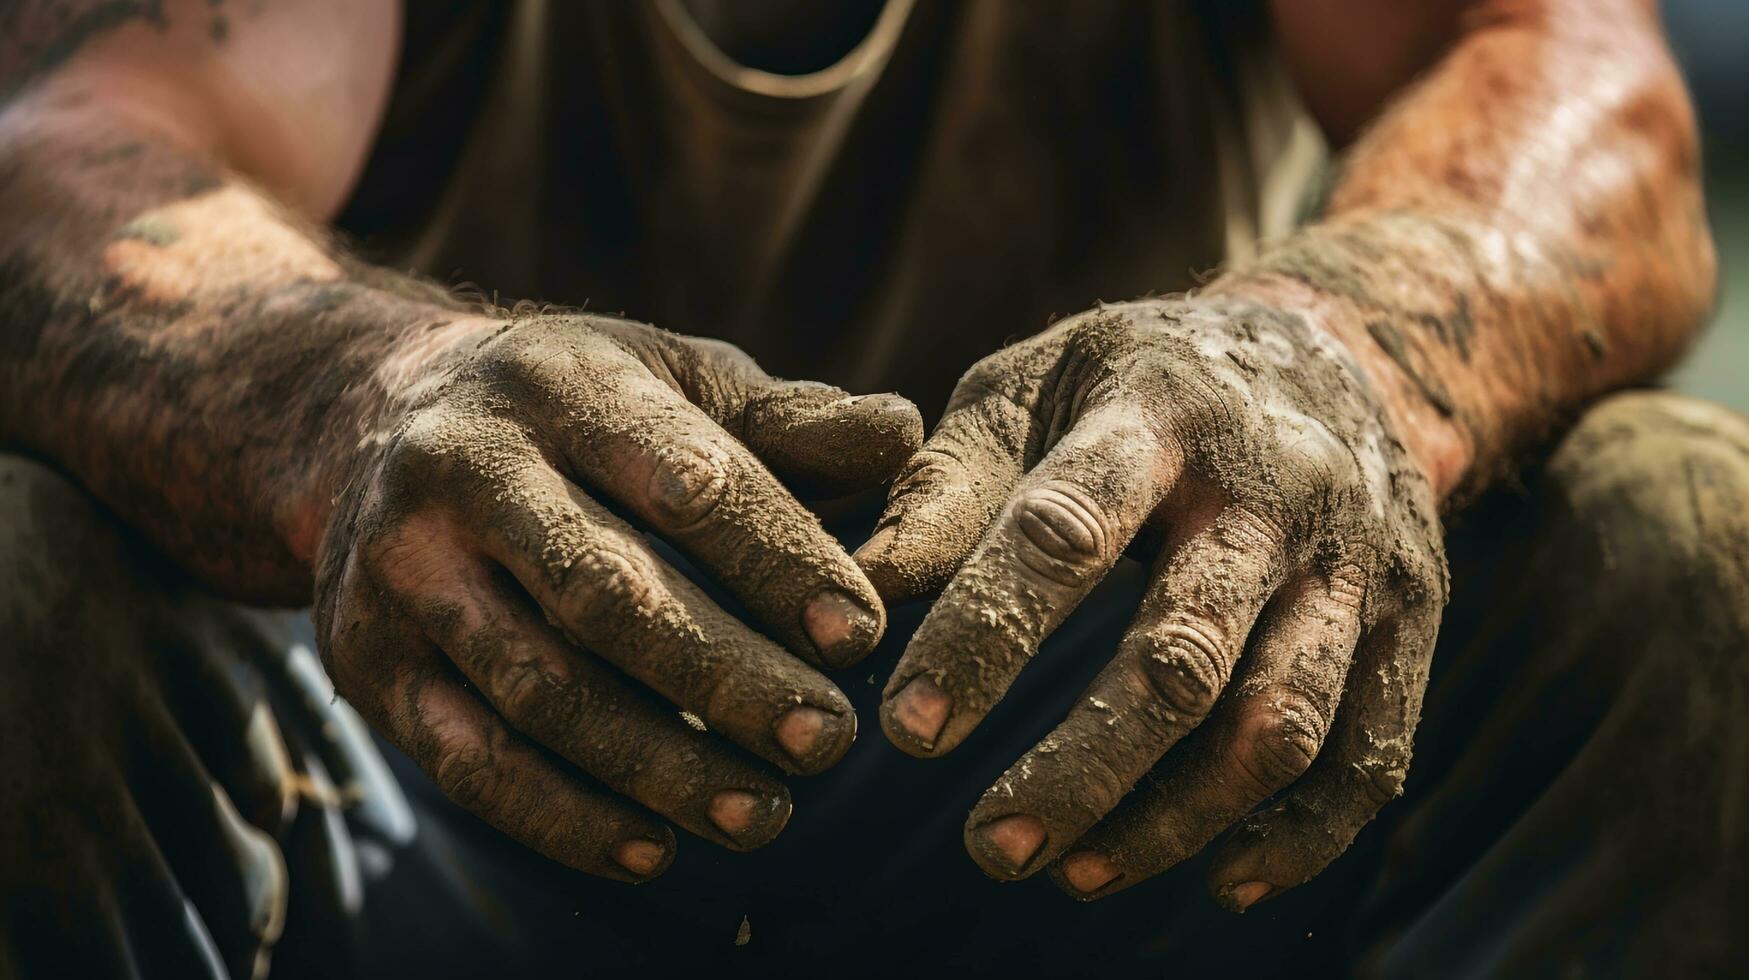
[1541,390,1749,634]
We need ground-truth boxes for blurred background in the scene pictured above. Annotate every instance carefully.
[1665,0,1747,413]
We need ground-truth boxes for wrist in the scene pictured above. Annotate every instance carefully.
[276,310,504,572]
[1201,273,1472,501]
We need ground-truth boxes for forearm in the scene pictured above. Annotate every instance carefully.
[0,94,497,601]
[1210,0,1715,502]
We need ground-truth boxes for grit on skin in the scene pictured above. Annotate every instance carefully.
[0,1,1718,965]
[858,0,1714,903]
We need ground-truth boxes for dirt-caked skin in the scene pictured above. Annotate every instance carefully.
[861,299,1447,904]
[0,0,1719,942]
[857,0,1716,908]
[0,0,924,901]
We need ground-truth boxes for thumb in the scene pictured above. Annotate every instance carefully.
[663,333,924,496]
[737,382,924,496]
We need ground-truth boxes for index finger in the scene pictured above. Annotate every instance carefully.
[540,338,887,668]
[880,403,1181,757]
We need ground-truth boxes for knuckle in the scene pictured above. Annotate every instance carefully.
[557,545,659,633]
[383,408,464,486]
[1232,695,1326,795]
[1075,741,1141,816]
[474,323,580,392]
[882,447,965,513]
[375,408,532,517]
[1011,481,1111,585]
[519,797,596,857]
[355,513,458,598]
[1137,621,1231,720]
[1280,416,1358,493]
[1325,569,1368,616]
[1216,506,1286,558]
[1354,759,1408,809]
[495,659,575,731]
[892,446,961,491]
[434,746,505,813]
[646,444,730,529]
[1062,309,1138,360]
[1384,544,1450,619]
[683,334,760,373]
[958,347,1020,389]
[1002,732,1131,824]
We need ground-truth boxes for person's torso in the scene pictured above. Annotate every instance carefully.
[336,0,1324,416]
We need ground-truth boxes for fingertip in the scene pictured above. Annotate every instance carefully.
[612,836,676,882]
[1215,879,1280,914]
[1056,851,1125,899]
[802,589,885,668]
[853,524,941,604]
[773,703,857,774]
[880,674,952,756]
[837,392,925,454]
[964,813,1048,879]
[706,787,794,851]
[1205,817,1295,912]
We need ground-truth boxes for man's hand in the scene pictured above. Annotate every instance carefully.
[317,313,921,880]
[856,299,1445,907]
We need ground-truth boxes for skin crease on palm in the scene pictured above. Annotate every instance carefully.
[0,0,1715,948]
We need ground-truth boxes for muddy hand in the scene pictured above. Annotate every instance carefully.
[856,299,1446,908]
[315,314,922,881]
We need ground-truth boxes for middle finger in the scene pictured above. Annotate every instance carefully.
[386,546,801,849]
[448,452,859,776]
[962,504,1290,879]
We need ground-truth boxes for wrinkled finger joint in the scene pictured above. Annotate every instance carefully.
[1012,481,1112,585]
[1139,621,1232,720]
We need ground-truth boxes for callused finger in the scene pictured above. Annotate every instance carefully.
[402,551,798,850]
[1050,571,1363,899]
[441,455,859,776]
[961,503,1287,878]
[1205,602,1439,911]
[344,623,679,882]
[531,341,886,668]
[882,406,1180,762]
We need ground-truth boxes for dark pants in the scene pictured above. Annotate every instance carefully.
[7,391,1749,978]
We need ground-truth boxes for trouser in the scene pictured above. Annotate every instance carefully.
[5,390,1748,978]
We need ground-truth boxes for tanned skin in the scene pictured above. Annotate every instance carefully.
[0,0,1714,934]
[861,0,1715,906]
[0,0,925,890]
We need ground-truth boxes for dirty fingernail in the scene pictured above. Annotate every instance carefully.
[708,790,790,846]
[613,839,669,878]
[1226,880,1275,911]
[888,676,951,750]
[775,705,847,769]
[977,814,1046,875]
[1062,851,1122,895]
[803,590,881,666]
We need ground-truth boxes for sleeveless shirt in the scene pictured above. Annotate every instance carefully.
[331,5,1333,967]
[336,0,1324,416]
